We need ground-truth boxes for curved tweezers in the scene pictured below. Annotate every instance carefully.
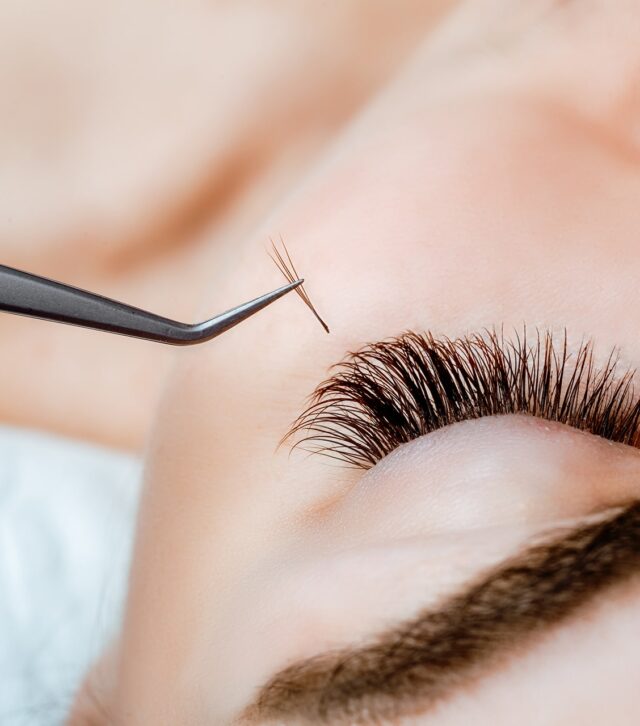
[0,264,303,346]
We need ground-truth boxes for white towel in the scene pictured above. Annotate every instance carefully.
[0,427,141,725]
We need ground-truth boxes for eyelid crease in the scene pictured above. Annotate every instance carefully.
[284,328,640,469]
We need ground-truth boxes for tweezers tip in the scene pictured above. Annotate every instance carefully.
[268,278,304,300]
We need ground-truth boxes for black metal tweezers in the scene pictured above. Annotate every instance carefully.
[0,263,302,345]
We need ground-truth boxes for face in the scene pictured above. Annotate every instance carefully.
[73,2,640,723]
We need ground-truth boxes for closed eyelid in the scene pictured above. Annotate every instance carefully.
[284,327,640,469]
[244,500,640,725]
[240,328,640,724]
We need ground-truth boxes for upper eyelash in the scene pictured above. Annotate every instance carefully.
[284,328,640,469]
[268,237,330,334]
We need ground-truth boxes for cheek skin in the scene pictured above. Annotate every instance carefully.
[111,24,640,726]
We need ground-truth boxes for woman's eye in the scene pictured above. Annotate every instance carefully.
[285,327,640,469]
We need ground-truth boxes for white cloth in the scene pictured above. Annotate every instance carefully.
[0,426,142,725]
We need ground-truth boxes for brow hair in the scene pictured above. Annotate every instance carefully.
[245,500,640,724]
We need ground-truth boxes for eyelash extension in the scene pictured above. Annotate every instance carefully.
[268,236,330,334]
[284,328,640,469]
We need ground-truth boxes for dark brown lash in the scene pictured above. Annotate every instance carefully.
[268,236,330,334]
[284,328,640,468]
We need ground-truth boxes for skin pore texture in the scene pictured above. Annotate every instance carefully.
[67,1,640,724]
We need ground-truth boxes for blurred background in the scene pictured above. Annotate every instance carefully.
[0,0,453,450]
[0,2,454,723]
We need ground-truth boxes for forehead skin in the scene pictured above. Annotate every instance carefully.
[110,3,640,724]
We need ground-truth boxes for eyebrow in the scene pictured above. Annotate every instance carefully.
[244,499,640,724]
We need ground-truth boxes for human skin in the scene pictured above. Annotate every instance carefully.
[71,1,640,724]
[0,0,447,449]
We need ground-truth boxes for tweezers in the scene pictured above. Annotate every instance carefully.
[0,263,303,345]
